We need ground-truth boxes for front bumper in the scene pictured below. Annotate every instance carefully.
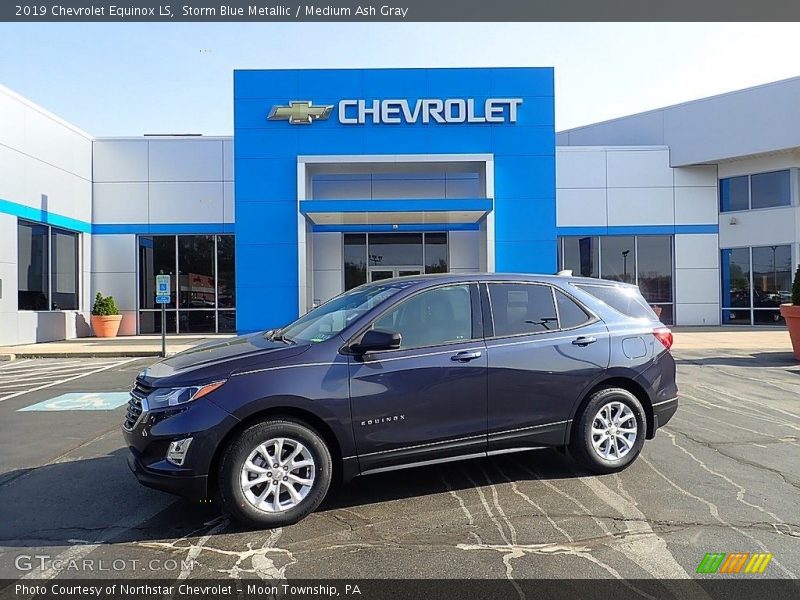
[122,394,239,500]
[127,453,209,501]
[652,396,678,433]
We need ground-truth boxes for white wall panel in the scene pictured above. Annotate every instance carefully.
[448,230,482,270]
[0,146,29,205]
[311,232,342,271]
[148,139,224,182]
[719,206,797,248]
[675,234,719,270]
[0,262,17,314]
[607,187,674,226]
[675,268,719,304]
[93,183,148,224]
[93,140,149,182]
[91,271,137,312]
[606,150,673,188]
[676,303,720,326]
[223,181,235,223]
[674,187,718,225]
[0,213,18,265]
[556,188,607,227]
[312,270,342,306]
[0,313,18,345]
[556,149,606,189]
[223,139,234,181]
[0,90,26,151]
[148,182,225,223]
[674,165,717,187]
[92,235,137,274]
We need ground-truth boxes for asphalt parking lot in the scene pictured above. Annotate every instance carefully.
[0,345,798,584]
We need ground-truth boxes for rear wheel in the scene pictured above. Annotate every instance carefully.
[219,419,332,528]
[569,387,646,474]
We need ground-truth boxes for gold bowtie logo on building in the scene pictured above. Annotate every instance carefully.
[267,101,333,124]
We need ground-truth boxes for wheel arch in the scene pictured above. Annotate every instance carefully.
[567,376,655,444]
[207,405,348,498]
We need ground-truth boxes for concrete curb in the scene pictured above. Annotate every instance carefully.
[0,353,16,361]
[9,351,169,359]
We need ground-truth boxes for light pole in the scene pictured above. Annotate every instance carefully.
[622,250,630,282]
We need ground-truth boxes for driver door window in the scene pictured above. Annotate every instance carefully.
[373,285,474,349]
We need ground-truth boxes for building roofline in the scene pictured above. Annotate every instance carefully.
[0,84,94,140]
[557,74,800,135]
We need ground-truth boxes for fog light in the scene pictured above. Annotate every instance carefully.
[166,437,193,466]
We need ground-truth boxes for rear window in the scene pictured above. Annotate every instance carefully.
[555,289,592,329]
[575,284,656,320]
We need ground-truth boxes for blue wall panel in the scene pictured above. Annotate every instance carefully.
[234,67,555,332]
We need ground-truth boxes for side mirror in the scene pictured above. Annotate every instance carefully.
[351,329,401,353]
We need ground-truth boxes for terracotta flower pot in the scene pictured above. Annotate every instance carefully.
[91,314,123,338]
[780,304,800,360]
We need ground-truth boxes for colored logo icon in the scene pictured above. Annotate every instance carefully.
[696,552,773,574]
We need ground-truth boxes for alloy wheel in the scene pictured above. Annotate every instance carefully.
[240,437,316,512]
[590,401,638,460]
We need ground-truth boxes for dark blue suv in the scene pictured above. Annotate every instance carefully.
[123,274,677,528]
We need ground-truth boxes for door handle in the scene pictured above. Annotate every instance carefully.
[451,351,482,362]
[572,336,597,347]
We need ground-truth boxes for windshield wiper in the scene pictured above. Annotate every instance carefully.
[270,330,295,344]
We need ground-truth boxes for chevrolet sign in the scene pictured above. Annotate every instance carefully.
[268,98,523,125]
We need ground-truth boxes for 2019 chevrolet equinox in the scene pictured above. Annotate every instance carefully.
[123,273,678,528]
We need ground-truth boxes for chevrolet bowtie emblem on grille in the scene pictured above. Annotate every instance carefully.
[268,101,333,124]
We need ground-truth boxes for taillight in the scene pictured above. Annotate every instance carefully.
[653,327,673,350]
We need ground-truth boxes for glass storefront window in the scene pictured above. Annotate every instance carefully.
[561,236,598,278]
[750,170,791,210]
[720,170,791,212]
[344,234,367,291]
[600,236,635,284]
[368,233,423,267]
[17,220,79,311]
[139,236,176,309]
[721,245,791,325]
[424,233,448,273]
[636,236,673,304]
[719,176,749,212]
[178,235,215,309]
[558,235,674,325]
[138,234,235,333]
[17,221,50,311]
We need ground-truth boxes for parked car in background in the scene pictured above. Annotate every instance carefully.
[123,273,678,528]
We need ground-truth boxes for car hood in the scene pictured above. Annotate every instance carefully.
[139,332,311,385]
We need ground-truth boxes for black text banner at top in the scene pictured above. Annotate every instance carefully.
[6,0,800,21]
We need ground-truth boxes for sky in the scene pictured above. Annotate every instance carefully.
[1,22,799,136]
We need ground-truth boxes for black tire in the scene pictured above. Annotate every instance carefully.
[219,418,332,528]
[569,387,646,474]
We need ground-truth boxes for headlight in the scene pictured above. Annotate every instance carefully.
[147,380,226,409]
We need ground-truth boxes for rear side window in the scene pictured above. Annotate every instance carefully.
[575,284,656,320]
[488,283,558,336]
[555,290,592,329]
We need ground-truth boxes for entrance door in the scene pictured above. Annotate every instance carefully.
[368,267,423,282]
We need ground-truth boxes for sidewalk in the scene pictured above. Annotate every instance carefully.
[0,335,235,359]
[0,328,793,360]
[671,326,791,351]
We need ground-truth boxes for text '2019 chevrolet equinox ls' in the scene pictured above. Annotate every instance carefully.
[123,273,678,528]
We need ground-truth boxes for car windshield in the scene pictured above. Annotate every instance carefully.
[270,284,402,344]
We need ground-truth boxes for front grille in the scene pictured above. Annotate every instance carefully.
[123,379,151,431]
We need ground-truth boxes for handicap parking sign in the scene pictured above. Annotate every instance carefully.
[18,392,131,412]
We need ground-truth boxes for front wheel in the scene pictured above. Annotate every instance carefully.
[219,419,332,528]
[569,387,646,474]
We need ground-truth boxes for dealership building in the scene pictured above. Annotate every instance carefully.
[1,67,799,345]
